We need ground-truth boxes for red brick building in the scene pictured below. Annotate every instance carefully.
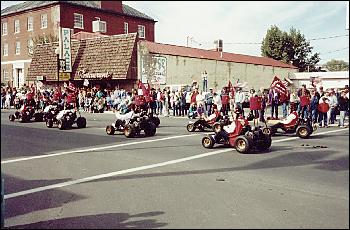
[1,1,156,87]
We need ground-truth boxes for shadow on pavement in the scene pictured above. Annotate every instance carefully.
[8,211,167,229]
[83,149,347,185]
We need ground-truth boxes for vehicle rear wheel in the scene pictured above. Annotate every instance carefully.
[76,117,87,128]
[186,123,195,132]
[34,113,43,122]
[235,135,251,154]
[144,122,156,137]
[46,119,53,128]
[296,125,311,139]
[58,119,67,130]
[9,114,15,122]
[151,117,160,127]
[19,114,27,123]
[202,135,215,149]
[106,125,115,135]
[257,134,272,151]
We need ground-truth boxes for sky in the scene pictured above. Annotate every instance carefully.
[2,1,349,64]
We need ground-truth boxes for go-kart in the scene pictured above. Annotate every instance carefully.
[106,110,156,138]
[262,111,316,139]
[43,103,63,123]
[9,104,43,123]
[46,109,86,130]
[187,112,229,132]
[201,117,272,154]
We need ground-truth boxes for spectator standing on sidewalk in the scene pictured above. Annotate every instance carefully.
[310,89,320,123]
[327,90,338,125]
[205,88,214,116]
[268,87,280,118]
[318,97,330,128]
[338,90,349,128]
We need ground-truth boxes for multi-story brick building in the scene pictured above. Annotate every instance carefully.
[1,1,156,87]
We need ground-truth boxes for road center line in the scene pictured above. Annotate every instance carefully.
[1,134,201,164]
[4,128,348,199]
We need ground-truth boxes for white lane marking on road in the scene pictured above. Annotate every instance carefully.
[1,134,201,164]
[4,128,348,199]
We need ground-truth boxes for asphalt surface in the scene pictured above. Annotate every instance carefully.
[1,109,349,229]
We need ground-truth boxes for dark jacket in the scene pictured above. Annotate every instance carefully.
[338,96,349,111]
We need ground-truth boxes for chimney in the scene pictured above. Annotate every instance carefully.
[101,1,123,13]
[214,39,223,52]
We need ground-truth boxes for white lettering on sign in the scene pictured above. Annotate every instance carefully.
[77,71,112,79]
[62,28,72,72]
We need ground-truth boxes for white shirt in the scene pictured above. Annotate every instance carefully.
[235,91,245,103]
[223,122,236,133]
[196,94,204,105]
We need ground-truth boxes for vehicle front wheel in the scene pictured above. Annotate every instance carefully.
[106,125,115,135]
[202,135,215,149]
[9,114,15,122]
[296,125,311,139]
[186,123,195,132]
[235,135,251,154]
[76,117,87,128]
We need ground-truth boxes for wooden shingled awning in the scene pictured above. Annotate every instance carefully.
[27,33,138,82]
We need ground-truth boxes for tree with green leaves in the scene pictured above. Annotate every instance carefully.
[323,59,349,71]
[261,25,320,72]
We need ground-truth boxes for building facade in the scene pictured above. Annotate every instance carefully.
[1,1,156,87]
[138,41,298,91]
[290,71,349,90]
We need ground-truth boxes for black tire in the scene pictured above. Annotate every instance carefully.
[262,127,272,136]
[296,125,311,139]
[257,134,272,151]
[144,122,156,137]
[15,111,20,118]
[106,125,115,135]
[19,114,27,123]
[76,117,87,128]
[34,113,43,122]
[234,135,251,154]
[58,119,67,130]
[151,117,160,127]
[9,114,15,122]
[124,124,135,138]
[186,123,195,132]
[46,119,53,128]
[202,135,215,149]
[213,122,221,133]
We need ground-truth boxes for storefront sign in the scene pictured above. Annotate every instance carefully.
[77,71,112,79]
[62,28,72,72]
[59,72,71,81]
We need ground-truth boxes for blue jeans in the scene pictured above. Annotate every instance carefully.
[281,102,288,118]
[156,101,163,115]
[319,112,328,126]
[311,109,318,123]
[339,111,346,126]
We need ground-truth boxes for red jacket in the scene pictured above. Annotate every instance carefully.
[318,102,329,113]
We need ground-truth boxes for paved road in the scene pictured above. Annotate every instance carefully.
[1,109,349,228]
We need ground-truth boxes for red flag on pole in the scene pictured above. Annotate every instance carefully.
[270,76,287,97]
[138,80,150,96]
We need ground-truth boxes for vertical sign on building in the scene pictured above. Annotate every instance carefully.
[62,28,72,72]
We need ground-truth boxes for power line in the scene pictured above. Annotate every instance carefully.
[195,34,349,46]
[319,47,349,55]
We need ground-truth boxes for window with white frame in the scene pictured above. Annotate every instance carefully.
[2,22,8,35]
[28,38,34,54]
[15,41,20,55]
[3,70,9,82]
[14,19,20,33]
[74,13,84,29]
[138,25,145,38]
[27,16,33,31]
[41,14,47,29]
[124,22,128,34]
[3,43,8,56]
